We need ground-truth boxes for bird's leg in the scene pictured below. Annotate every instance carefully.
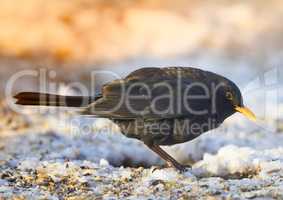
[146,144,189,172]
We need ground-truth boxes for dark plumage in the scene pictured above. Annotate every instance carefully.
[14,67,256,171]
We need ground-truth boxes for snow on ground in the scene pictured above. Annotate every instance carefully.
[0,106,283,199]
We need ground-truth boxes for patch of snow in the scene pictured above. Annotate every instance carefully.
[194,145,283,178]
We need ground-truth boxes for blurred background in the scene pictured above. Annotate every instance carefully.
[1,0,282,91]
[0,0,283,167]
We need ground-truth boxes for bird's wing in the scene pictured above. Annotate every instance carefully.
[81,67,212,119]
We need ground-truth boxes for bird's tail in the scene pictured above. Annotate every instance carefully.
[14,92,96,107]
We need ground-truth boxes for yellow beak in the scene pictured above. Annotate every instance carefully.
[235,106,256,122]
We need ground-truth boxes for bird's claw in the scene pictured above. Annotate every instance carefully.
[151,163,191,173]
[174,164,191,172]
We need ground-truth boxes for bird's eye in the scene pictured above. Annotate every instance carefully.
[226,92,233,100]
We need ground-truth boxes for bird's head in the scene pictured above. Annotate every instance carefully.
[221,80,256,122]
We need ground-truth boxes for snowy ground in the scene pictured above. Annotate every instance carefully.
[0,58,282,199]
[0,103,283,199]
[1,55,282,199]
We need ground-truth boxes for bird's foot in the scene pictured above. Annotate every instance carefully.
[151,165,164,173]
[169,162,191,173]
[151,163,191,173]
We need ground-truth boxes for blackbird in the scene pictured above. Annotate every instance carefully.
[14,67,256,171]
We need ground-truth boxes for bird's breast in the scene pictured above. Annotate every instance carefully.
[113,115,222,146]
